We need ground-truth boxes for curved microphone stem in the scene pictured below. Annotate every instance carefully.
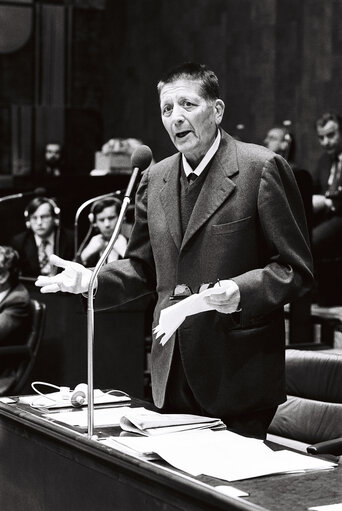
[86,196,131,438]
[74,192,121,259]
[0,193,23,203]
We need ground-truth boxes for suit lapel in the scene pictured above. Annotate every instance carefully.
[181,132,239,249]
[160,154,183,250]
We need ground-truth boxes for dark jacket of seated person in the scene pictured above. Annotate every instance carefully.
[0,246,30,346]
[10,197,74,278]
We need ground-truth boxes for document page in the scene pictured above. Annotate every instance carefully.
[127,429,337,481]
[43,406,140,428]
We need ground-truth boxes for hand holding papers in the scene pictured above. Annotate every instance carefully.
[154,287,230,346]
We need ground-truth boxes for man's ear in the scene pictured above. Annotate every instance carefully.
[214,99,225,125]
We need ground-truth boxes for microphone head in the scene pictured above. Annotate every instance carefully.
[131,145,153,171]
[34,187,47,196]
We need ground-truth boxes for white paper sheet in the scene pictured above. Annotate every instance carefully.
[154,287,227,345]
[309,504,342,511]
[128,429,337,481]
[43,406,139,428]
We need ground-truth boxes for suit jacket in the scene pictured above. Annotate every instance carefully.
[95,131,313,417]
[11,228,74,278]
[0,283,30,346]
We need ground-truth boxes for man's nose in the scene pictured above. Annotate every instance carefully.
[321,137,329,146]
[171,105,185,124]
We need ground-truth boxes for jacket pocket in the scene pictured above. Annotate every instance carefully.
[212,216,252,235]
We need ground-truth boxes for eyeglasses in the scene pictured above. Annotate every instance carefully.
[30,214,52,222]
[170,281,219,301]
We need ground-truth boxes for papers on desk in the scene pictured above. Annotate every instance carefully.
[103,429,337,482]
[119,408,224,435]
[43,406,136,428]
[45,406,224,434]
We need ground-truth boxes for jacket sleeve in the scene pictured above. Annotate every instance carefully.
[232,155,314,326]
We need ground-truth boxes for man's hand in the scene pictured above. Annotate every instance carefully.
[35,254,93,294]
[202,280,240,314]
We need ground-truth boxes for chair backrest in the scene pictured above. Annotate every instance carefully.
[268,349,342,444]
[0,299,46,395]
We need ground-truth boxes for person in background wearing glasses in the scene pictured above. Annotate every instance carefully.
[36,63,313,439]
[11,197,74,278]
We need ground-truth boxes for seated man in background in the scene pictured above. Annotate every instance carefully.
[0,246,30,345]
[312,112,342,260]
[11,197,74,278]
[79,197,127,267]
[263,124,296,167]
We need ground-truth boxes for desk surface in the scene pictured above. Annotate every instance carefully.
[0,398,340,511]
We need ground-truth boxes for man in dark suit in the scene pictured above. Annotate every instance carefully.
[0,245,30,346]
[36,63,313,439]
[312,112,342,260]
[11,197,74,278]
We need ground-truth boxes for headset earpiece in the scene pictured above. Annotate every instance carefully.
[88,212,95,225]
[24,209,31,230]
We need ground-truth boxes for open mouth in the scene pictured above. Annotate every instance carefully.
[175,131,191,139]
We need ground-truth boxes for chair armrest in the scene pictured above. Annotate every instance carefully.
[307,437,342,456]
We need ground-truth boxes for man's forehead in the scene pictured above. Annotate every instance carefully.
[317,120,339,136]
[160,79,203,101]
[46,144,61,152]
[97,206,116,218]
[268,128,284,140]
[35,203,51,213]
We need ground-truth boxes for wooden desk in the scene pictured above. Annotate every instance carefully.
[0,399,340,511]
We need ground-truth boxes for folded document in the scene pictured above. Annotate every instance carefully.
[119,408,225,435]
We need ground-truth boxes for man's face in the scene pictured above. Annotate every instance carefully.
[160,78,224,167]
[95,206,118,240]
[317,120,342,157]
[45,144,61,165]
[29,203,55,238]
[263,128,286,154]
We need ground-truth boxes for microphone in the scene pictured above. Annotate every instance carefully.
[85,144,153,438]
[71,383,88,407]
[0,187,47,204]
[125,145,153,199]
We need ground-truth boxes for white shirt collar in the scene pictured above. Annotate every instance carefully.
[182,130,221,178]
[0,289,9,304]
[34,232,55,247]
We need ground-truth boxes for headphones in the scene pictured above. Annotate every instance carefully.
[24,197,61,230]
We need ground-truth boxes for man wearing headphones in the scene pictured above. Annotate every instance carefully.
[11,197,74,278]
[79,197,127,267]
[0,245,30,346]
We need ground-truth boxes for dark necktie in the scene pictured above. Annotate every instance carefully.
[187,172,198,184]
[39,239,51,275]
